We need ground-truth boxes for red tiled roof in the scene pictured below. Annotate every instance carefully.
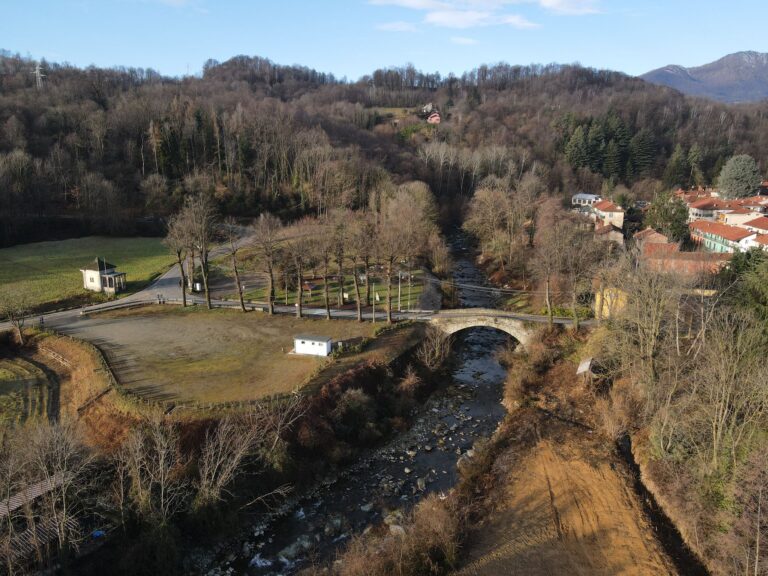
[644,251,732,262]
[634,228,656,240]
[755,234,768,246]
[644,242,679,256]
[688,198,726,210]
[689,220,755,242]
[738,196,768,207]
[744,216,768,231]
[594,200,623,213]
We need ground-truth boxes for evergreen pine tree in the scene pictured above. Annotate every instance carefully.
[687,143,705,187]
[629,129,655,176]
[718,154,762,199]
[586,122,605,173]
[663,144,690,188]
[565,125,588,169]
[603,139,622,181]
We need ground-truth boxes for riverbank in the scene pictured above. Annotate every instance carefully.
[318,326,687,576]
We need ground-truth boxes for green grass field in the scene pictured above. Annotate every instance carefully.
[0,236,174,312]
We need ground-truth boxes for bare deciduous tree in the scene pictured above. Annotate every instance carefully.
[285,219,317,318]
[0,290,30,346]
[251,213,283,315]
[194,416,256,510]
[26,422,95,559]
[221,217,247,312]
[416,326,453,371]
[118,416,189,527]
[164,214,190,307]
[179,188,218,310]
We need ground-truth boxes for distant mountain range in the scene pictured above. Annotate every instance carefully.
[641,51,768,103]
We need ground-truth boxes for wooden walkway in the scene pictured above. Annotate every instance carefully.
[0,472,67,519]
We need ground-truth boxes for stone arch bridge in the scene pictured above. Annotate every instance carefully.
[419,309,545,349]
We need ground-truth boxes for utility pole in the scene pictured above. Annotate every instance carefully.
[398,271,402,312]
[408,268,412,311]
[33,61,46,90]
[371,281,375,323]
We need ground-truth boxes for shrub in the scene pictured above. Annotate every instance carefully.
[327,495,460,576]
[331,388,377,443]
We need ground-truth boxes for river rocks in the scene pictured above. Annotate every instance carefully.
[404,467,412,474]
[278,534,313,561]
[360,502,373,513]
[324,515,344,537]
[241,541,252,557]
[249,553,271,568]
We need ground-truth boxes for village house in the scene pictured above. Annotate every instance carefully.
[742,215,768,235]
[718,208,762,227]
[595,222,624,244]
[686,198,727,222]
[689,220,756,253]
[747,234,768,251]
[592,199,625,229]
[79,258,127,295]
[633,228,677,256]
[571,192,601,208]
[679,189,768,223]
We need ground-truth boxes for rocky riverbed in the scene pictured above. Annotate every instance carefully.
[197,234,511,576]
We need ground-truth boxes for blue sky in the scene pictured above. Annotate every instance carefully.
[1,0,765,79]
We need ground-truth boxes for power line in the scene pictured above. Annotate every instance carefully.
[422,275,562,296]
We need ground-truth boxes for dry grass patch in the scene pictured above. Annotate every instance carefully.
[77,306,387,405]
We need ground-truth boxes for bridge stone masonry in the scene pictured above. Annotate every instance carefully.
[424,308,539,350]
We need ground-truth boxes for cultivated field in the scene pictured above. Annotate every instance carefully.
[0,236,173,312]
[62,306,393,406]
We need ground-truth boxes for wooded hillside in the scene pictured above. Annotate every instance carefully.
[3,52,768,245]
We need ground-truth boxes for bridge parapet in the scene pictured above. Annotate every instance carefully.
[427,308,536,349]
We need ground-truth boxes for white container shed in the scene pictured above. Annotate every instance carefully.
[294,335,333,357]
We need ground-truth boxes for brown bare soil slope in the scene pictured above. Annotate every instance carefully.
[455,351,676,576]
[456,435,673,576]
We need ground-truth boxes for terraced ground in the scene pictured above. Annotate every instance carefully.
[0,357,53,424]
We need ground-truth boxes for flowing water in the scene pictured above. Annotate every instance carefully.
[208,233,512,576]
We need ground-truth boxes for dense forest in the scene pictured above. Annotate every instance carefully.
[2,51,768,246]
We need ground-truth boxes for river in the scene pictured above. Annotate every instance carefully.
[207,233,512,576]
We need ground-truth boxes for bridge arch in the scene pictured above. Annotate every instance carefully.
[427,309,535,350]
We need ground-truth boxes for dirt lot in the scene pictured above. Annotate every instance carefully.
[453,359,677,576]
[56,306,386,405]
[456,435,674,576]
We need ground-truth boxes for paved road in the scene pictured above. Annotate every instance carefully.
[1,235,584,332]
